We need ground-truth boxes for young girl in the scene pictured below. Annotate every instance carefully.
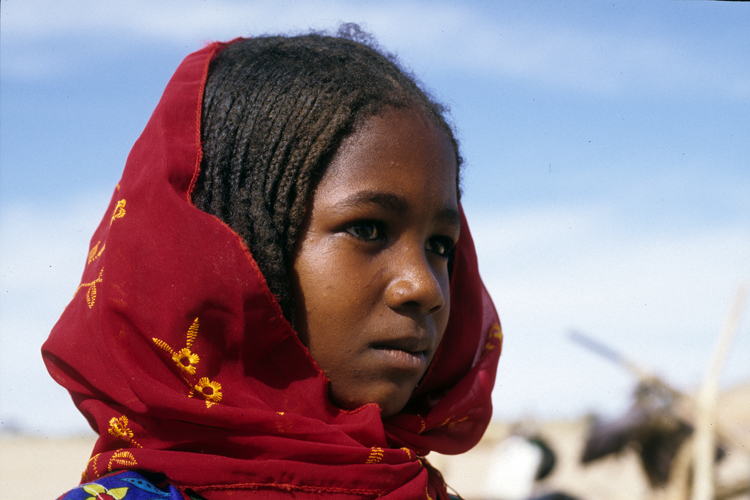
[43,28,502,500]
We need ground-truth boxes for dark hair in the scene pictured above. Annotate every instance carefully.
[192,25,462,317]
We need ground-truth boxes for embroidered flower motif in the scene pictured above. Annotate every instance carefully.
[172,348,200,375]
[108,450,138,472]
[83,454,101,483]
[111,199,126,224]
[107,415,142,448]
[153,318,201,375]
[366,447,384,464]
[194,377,222,406]
[108,416,133,441]
[75,268,104,309]
[153,318,225,408]
[87,241,106,264]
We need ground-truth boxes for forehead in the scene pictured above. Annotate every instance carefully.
[319,108,458,204]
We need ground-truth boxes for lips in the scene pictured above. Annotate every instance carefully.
[370,335,432,373]
[371,334,431,354]
[370,347,426,373]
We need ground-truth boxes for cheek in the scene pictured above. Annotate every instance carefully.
[293,247,369,338]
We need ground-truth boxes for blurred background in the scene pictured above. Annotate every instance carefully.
[1,0,749,497]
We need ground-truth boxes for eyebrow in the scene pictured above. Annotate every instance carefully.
[336,190,461,230]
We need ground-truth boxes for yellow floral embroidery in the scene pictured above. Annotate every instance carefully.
[87,241,106,264]
[107,415,142,448]
[83,453,101,483]
[172,348,200,375]
[108,416,133,441]
[111,199,126,224]
[153,318,224,408]
[153,318,201,375]
[366,447,384,464]
[426,487,434,500]
[108,450,137,472]
[75,268,104,308]
[401,447,414,460]
[484,323,503,352]
[194,377,222,407]
[186,317,199,344]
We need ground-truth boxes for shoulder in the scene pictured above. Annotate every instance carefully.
[55,470,205,500]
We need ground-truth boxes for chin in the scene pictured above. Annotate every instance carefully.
[332,386,413,417]
[373,389,414,417]
[379,403,406,418]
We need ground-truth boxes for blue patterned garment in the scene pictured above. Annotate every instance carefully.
[56,470,202,500]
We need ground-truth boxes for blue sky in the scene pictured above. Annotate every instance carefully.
[1,0,749,435]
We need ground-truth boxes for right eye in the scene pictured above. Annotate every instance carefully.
[426,236,455,258]
[345,221,381,241]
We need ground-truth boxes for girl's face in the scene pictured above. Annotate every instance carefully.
[292,107,459,417]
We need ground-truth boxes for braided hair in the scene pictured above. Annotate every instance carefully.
[192,25,462,318]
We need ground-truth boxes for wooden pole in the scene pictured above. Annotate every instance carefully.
[690,286,747,500]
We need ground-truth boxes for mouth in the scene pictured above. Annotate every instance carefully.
[371,347,427,373]
[370,337,431,373]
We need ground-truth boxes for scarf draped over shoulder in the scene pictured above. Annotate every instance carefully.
[42,41,503,500]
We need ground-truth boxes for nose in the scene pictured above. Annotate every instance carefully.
[384,247,447,315]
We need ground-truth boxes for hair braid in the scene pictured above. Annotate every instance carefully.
[192,27,462,319]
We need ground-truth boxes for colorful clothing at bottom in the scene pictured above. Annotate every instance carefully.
[57,470,464,500]
[57,470,201,500]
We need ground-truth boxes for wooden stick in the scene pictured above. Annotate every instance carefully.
[569,330,655,383]
[690,285,747,500]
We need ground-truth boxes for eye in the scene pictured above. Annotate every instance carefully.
[427,236,455,258]
[345,221,382,241]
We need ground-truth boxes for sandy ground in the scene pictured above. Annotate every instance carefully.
[1,434,95,499]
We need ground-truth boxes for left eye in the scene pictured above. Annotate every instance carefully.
[427,237,455,257]
[346,221,381,241]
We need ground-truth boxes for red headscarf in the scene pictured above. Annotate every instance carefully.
[42,41,502,499]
